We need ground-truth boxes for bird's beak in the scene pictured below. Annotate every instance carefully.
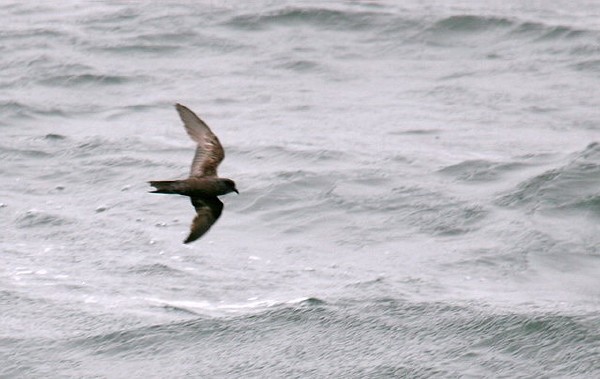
[234,188,239,194]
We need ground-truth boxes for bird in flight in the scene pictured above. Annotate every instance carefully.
[149,104,238,243]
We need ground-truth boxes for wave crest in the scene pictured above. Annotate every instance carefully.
[497,143,600,216]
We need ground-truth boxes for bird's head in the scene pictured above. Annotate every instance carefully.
[221,178,239,195]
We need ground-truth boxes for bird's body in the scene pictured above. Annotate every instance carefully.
[149,177,236,197]
[149,104,238,244]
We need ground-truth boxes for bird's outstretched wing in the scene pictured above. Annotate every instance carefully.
[175,103,225,178]
[184,196,224,244]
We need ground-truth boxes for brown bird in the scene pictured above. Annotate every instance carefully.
[149,104,238,243]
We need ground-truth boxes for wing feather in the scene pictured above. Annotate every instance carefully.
[175,103,225,178]
[184,197,223,243]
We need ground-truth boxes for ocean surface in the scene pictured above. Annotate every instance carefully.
[1,1,600,377]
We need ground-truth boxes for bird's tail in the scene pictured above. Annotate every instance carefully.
[148,180,184,194]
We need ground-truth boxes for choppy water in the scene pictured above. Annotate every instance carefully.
[1,1,600,377]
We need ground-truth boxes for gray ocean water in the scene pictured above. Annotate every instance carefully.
[1,1,600,377]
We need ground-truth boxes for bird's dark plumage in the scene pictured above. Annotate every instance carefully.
[185,197,223,244]
[149,104,237,243]
[176,103,225,178]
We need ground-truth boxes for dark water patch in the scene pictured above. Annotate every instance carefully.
[514,151,561,164]
[533,25,588,41]
[438,159,527,182]
[0,101,66,119]
[136,30,198,43]
[128,263,186,277]
[432,15,514,33]
[285,104,312,112]
[375,16,424,38]
[225,7,384,31]
[571,59,600,73]
[0,26,68,41]
[43,133,67,141]
[525,105,561,114]
[79,6,140,26]
[0,100,39,117]
[104,104,159,120]
[90,43,181,55]
[0,145,52,160]
[497,143,600,216]
[496,168,559,207]
[566,195,600,215]
[391,128,441,136]
[6,58,95,87]
[135,30,246,53]
[275,59,321,73]
[472,312,599,369]
[39,73,140,87]
[212,97,240,105]
[14,209,73,228]
[48,62,96,73]
[411,200,487,236]
[299,297,326,306]
[438,70,477,80]
[159,304,201,317]
[510,21,592,41]
[412,15,514,47]
[569,44,600,56]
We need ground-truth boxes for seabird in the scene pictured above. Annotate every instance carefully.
[149,104,238,243]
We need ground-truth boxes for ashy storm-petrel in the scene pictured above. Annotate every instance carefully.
[149,104,238,243]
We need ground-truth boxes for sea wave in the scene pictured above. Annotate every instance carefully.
[0,100,67,119]
[497,142,600,216]
[14,209,73,228]
[4,298,596,378]
[438,159,527,182]
[220,6,600,48]
[38,73,138,87]
[224,6,384,31]
[144,296,323,316]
